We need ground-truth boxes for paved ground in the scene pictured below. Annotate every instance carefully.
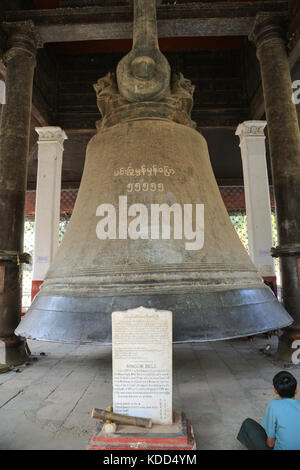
[0,336,299,450]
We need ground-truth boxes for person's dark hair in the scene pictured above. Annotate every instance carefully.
[273,371,297,398]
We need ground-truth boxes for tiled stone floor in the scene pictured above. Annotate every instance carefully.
[0,336,299,450]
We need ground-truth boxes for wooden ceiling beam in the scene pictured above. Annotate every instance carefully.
[3,1,288,43]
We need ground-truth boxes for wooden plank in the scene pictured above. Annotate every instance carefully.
[37,18,253,43]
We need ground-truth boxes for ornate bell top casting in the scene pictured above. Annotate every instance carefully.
[94,0,196,130]
[116,0,171,102]
[93,71,196,130]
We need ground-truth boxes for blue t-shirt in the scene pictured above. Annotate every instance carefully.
[262,399,300,450]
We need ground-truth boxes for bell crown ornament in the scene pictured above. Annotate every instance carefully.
[94,71,196,131]
[15,0,293,343]
[116,0,170,102]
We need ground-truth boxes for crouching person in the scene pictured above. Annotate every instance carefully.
[237,371,300,450]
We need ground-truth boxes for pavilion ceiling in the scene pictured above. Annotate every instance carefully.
[0,0,298,188]
[5,1,288,45]
[2,0,289,134]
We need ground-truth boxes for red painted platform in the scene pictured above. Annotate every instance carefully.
[86,412,196,450]
[31,280,43,302]
[263,276,277,297]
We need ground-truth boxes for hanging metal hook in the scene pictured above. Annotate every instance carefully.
[116,0,171,102]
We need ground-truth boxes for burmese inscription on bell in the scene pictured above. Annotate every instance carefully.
[112,306,172,424]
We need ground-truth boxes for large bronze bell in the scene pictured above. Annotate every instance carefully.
[16,0,292,343]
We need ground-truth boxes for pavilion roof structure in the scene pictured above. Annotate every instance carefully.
[0,0,299,190]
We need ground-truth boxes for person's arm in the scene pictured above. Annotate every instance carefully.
[262,402,277,449]
[266,437,275,448]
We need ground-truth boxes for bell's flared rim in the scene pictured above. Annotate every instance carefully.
[15,287,293,345]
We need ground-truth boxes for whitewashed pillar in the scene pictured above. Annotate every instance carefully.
[31,127,67,299]
[236,121,276,286]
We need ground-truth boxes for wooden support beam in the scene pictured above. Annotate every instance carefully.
[3,1,288,43]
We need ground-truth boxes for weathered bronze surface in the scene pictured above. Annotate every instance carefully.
[16,1,293,345]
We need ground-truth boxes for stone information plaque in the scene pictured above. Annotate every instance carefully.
[112,306,172,424]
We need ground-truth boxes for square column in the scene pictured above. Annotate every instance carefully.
[236,121,276,286]
[32,127,67,300]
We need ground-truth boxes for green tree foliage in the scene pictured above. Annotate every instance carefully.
[24,220,70,260]
[230,213,279,278]
[59,220,69,244]
[230,215,249,253]
[24,221,35,257]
